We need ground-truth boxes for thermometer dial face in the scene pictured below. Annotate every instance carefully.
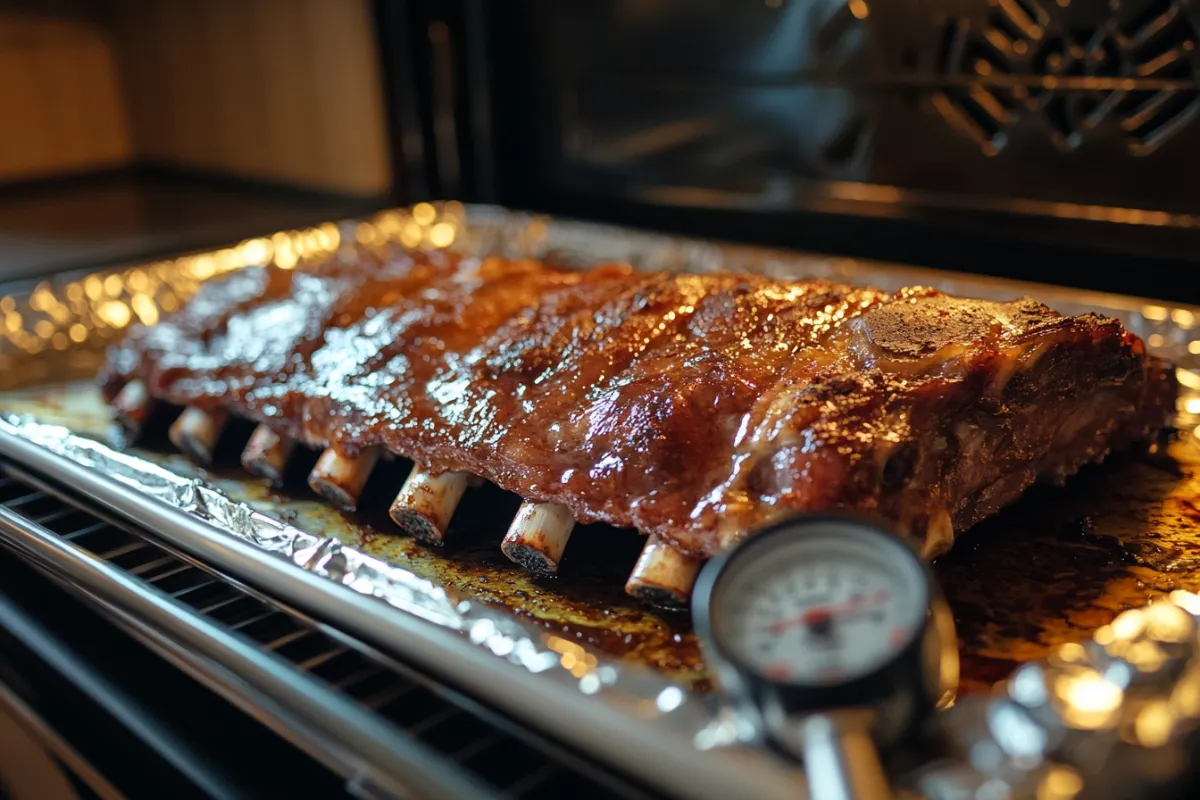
[709,520,928,687]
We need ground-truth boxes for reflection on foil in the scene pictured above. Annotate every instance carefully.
[0,412,715,734]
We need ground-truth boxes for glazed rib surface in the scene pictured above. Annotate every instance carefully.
[100,250,1178,558]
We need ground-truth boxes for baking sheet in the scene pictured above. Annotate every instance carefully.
[1,202,1199,697]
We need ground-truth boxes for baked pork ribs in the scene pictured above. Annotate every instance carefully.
[100,249,1178,606]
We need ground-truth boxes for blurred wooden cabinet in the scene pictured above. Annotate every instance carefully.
[0,0,391,197]
[0,11,131,182]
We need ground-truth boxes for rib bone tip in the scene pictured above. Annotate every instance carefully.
[501,501,576,576]
[112,379,151,434]
[624,536,701,608]
[242,424,295,485]
[168,406,228,464]
[388,468,470,543]
[307,446,380,512]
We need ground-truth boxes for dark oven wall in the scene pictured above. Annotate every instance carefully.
[401,0,1200,304]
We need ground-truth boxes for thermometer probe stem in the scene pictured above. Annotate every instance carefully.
[801,712,892,800]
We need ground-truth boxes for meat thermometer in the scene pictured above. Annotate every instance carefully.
[693,513,959,800]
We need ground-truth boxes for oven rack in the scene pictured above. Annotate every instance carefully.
[0,461,656,800]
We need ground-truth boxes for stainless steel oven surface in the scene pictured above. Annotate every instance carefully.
[3,202,1200,798]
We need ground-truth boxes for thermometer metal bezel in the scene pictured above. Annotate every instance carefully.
[694,512,934,697]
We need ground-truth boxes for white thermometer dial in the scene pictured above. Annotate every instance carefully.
[710,524,928,686]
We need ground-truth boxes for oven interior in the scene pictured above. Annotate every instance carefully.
[4,1,1200,797]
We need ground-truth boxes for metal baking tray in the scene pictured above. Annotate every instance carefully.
[1,203,1198,797]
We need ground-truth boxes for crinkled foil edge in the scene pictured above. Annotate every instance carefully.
[0,412,716,737]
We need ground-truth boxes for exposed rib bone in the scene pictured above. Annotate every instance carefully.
[307,446,380,511]
[112,380,152,435]
[242,425,295,485]
[624,536,701,608]
[388,468,469,543]
[168,406,229,464]
[921,508,955,560]
[501,501,576,576]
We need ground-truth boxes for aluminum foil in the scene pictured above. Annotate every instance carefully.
[907,590,1200,799]
[9,418,1200,798]
[0,411,711,731]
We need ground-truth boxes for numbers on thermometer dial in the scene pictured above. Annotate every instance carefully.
[721,549,925,686]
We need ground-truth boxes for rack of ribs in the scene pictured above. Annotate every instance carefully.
[99,247,1179,606]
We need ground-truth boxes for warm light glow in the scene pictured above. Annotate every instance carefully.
[68,323,87,343]
[131,293,159,326]
[1186,397,1200,415]
[34,320,55,339]
[848,0,869,19]
[104,274,124,297]
[1124,640,1168,672]
[1053,669,1123,728]
[1178,369,1200,391]
[47,300,69,325]
[401,221,423,248]
[412,202,437,225]
[51,332,68,350]
[1142,305,1169,321]
[29,286,50,310]
[127,269,148,292]
[214,249,240,276]
[190,256,216,280]
[302,230,324,256]
[84,276,104,301]
[1172,309,1196,328]
[1189,340,1200,355]
[429,222,456,248]
[1058,642,1088,664]
[97,300,132,328]
[1111,609,1146,640]
[318,222,341,251]
[274,233,299,270]
[4,312,20,333]
[376,213,403,239]
[544,634,598,679]
[1037,765,1083,800]
[0,297,13,313]
[1148,333,1165,348]
[1169,590,1200,615]
[240,238,272,265]
[1134,700,1175,747]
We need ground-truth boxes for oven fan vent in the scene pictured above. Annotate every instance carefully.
[932,0,1200,155]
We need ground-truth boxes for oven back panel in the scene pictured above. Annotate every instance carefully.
[416,0,1200,300]
[495,0,1200,209]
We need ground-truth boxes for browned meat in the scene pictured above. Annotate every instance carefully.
[100,249,1178,559]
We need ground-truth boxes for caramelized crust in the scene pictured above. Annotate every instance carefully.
[101,250,1177,559]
